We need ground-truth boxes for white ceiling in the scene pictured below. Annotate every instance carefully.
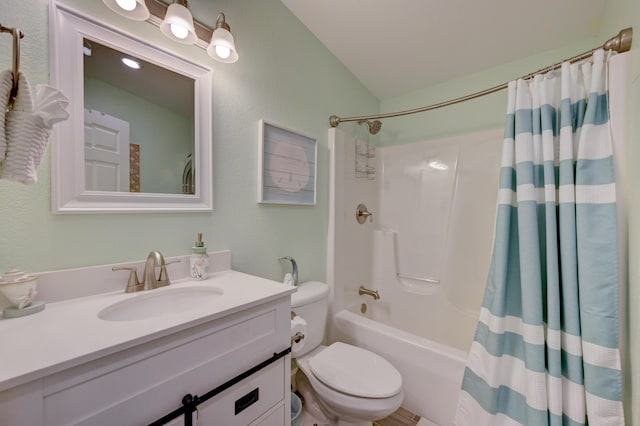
[280,0,608,100]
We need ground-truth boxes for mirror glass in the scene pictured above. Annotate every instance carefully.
[52,5,212,213]
[83,39,195,195]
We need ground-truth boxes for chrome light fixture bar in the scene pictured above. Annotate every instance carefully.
[102,0,238,63]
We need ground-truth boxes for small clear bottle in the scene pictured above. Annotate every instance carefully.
[190,233,209,280]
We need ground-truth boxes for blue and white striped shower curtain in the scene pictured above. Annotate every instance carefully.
[455,49,624,425]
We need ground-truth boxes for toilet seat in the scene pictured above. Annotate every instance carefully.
[308,342,402,398]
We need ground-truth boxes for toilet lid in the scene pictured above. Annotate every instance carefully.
[308,342,402,398]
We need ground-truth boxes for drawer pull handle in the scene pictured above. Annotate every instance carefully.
[235,387,259,415]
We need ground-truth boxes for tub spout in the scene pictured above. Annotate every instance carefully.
[359,286,380,300]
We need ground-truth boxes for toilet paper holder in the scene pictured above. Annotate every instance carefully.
[292,332,305,345]
[291,311,306,346]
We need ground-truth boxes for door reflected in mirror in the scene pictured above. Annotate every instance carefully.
[83,39,195,195]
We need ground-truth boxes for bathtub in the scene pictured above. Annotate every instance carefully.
[332,305,468,426]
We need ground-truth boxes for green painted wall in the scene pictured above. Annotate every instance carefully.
[0,0,378,284]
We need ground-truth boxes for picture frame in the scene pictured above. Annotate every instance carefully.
[258,120,317,205]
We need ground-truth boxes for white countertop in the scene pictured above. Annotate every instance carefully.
[0,270,296,392]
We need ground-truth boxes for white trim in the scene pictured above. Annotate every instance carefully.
[51,3,213,213]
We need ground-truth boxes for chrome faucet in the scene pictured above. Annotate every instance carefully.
[143,250,170,290]
[279,256,298,286]
[112,251,179,293]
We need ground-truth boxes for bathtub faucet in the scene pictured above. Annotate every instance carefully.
[279,256,298,286]
[359,286,380,300]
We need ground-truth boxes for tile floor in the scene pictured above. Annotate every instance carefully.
[298,405,423,426]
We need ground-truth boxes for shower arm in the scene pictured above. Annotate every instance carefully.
[329,27,633,131]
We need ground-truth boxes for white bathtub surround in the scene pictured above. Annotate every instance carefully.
[328,127,502,424]
[456,50,626,425]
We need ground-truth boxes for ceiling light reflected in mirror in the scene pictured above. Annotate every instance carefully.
[121,57,142,69]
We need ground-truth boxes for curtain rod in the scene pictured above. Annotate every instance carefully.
[329,27,633,130]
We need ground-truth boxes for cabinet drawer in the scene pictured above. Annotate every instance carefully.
[196,359,285,426]
[250,403,286,426]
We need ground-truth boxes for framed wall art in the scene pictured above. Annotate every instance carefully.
[258,120,317,205]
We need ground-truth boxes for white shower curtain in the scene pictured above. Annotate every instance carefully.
[455,49,624,425]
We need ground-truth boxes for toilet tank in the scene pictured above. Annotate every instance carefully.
[291,281,329,358]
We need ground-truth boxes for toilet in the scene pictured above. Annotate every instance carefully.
[291,282,403,425]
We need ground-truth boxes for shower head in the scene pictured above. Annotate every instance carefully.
[369,120,382,135]
[359,119,382,135]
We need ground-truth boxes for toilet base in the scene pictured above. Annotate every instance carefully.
[296,370,337,425]
[296,373,372,426]
[297,371,374,426]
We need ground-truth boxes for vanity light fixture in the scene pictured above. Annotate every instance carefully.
[102,0,239,63]
[159,0,197,45]
[102,0,150,21]
[206,13,238,63]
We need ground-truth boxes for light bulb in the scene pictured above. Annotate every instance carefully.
[170,24,189,40]
[115,0,137,12]
[215,45,231,59]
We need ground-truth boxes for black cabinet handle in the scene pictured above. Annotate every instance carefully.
[235,388,259,415]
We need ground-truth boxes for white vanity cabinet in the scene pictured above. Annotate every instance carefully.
[0,295,292,426]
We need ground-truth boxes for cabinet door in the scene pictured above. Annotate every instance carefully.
[196,359,285,426]
[249,403,286,426]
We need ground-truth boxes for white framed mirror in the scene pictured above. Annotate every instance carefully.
[51,3,213,213]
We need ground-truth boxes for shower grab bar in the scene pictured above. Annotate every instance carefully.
[397,273,440,284]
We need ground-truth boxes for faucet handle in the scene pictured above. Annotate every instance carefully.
[157,259,181,287]
[112,267,143,293]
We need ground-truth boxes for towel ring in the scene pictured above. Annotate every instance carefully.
[0,24,25,100]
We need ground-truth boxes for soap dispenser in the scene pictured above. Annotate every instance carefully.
[190,233,209,280]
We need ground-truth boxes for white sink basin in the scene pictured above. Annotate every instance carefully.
[98,286,224,322]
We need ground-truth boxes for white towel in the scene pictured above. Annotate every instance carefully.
[33,84,69,127]
[2,73,68,184]
[0,70,13,161]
